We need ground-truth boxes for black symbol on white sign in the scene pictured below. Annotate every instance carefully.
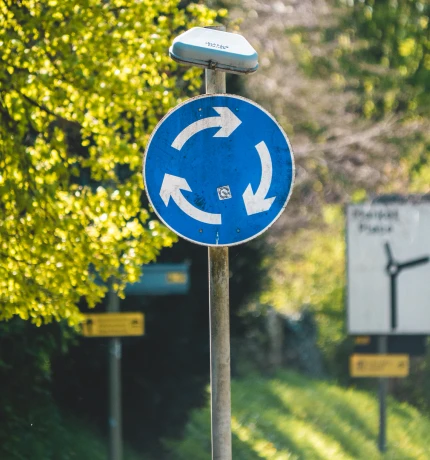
[384,242,430,330]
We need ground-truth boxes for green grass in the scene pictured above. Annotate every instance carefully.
[0,412,147,460]
[166,371,430,459]
[58,416,146,460]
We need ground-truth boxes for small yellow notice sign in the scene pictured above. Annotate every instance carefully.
[81,312,144,338]
[350,354,409,378]
[166,272,187,284]
[354,336,371,345]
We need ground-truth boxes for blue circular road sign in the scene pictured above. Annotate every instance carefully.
[144,94,294,246]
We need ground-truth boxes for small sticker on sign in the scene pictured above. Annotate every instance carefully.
[217,185,232,200]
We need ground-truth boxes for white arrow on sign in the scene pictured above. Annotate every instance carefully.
[171,107,241,151]
[243,141,276,215]
[160,174,222,225]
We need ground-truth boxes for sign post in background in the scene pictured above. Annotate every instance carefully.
[378,335,388,453]
[347,199,430,452]
[82,264,188,460]
[107,285,123,460]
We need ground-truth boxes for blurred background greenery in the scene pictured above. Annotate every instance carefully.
[1,0,430,458]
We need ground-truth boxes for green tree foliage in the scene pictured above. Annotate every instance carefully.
[261,205,346,367]
[258,0,429,377]
[167,371,430,459]
[338,0,429,119]
[332,0,430,190]
[0,319,147,460]
[0,0,222,325]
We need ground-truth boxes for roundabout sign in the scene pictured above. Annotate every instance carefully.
[144,93,294,246]
[145,26,295,460]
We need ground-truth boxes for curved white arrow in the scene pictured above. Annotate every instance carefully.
[160,174,222,225]
[243,141,276,215]
[171,107,242,151]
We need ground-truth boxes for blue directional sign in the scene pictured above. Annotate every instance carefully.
[125,263,190,296]
[144,94,294,246]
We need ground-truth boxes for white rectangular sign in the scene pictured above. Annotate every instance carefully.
[347,202,430,334]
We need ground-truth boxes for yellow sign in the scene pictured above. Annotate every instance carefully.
[81,312,144,338]
[166,272,187,284]
[350,354,409,378]
[354,336,371,345]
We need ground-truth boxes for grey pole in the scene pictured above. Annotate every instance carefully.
[378,335,388,453]
[108,282,123,460]
[206,25,232,460]
[208,246,231,460]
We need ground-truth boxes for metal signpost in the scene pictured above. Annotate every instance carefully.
[107,287,123,460]
[346,200,430,452]
[206,63,231,460]
[82,305,145,460]
[377,335,388,453]
[85,263,190,460]
[144,26,294,460]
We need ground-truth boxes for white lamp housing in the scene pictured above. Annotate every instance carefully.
[169,27,258,74]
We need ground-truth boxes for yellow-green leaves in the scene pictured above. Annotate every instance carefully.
[261,205,345,315]
[341,0,430,118]
[0,0,220,325]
